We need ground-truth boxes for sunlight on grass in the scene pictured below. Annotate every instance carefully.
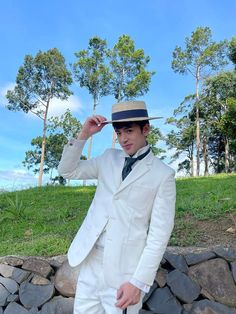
[0,173,235,255]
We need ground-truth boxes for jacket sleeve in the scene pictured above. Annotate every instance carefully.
[132,170,176,286]
[58,139,100,180]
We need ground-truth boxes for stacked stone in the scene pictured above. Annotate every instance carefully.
[0,247,236,313]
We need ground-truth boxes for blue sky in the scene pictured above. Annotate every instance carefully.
[0,0,235,190]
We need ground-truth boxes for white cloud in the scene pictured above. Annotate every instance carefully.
[0,82,15,106]
[47,95,83,118]
[0,83,83,119]
[0,169,37,182]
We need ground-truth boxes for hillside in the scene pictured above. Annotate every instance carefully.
[0,173,235,256]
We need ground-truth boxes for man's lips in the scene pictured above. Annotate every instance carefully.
[122,144,132,150]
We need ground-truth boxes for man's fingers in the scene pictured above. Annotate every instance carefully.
[116,287,123,300]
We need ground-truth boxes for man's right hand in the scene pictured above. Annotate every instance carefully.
[77,115,107,140]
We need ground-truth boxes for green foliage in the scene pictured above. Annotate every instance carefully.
[228,37,236,67]
[109,34,155,101]
[172,27,227,77]
[73,36,111,108]
[1,194,25,222]
[147,125,165,157]
[6,48,73,116]
[23,109,83,178]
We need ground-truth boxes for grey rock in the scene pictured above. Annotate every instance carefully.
[0,275,19,293]
[7,294,19,302]
[164,251,188,273]
[214,247,236,262]
[0,263,14,277]
[139,310,154,314]
[190,299,236,314]
[167,269,200,303]
[143,281,158,303]
[12,267,31,284]
[41,296,74,314]
[4,302,29,314]
[189,258,236,307]
[146,286,182,314]
[31,274,51,285]
[155,268,168,287]
[22,258,53,278]
[185,251,216,266]
[0,306,3,314]
[0,283,10,306]
[28,307,40,313]
[54,260,80,297]
[232,261,236,283]
[19,281,55,309]
[0,256,24,267]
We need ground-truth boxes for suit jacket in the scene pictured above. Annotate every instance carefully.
[58,140,176,288]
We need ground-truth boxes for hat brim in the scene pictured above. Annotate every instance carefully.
[102,116,163,124]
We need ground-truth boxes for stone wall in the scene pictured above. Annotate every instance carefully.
[0,246,236,314]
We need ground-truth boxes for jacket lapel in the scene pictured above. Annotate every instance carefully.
[115,152,155,194]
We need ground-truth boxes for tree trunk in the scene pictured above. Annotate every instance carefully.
[84,100,97,186]
[203,135,209,176]
[195,70,201,176]
[224,136,230,173]
[190,142,194,177]
[38,101,49,186]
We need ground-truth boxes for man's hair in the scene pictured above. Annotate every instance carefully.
[112,120,150,131]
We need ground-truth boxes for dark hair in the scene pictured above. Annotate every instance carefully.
[112,120,150,131]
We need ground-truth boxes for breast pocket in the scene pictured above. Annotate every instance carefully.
[126,185,156,210]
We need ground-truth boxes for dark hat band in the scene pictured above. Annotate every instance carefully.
[112,109,148,121]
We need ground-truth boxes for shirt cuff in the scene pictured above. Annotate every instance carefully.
[130,278,150,293]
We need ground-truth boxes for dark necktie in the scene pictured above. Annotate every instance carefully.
[122,148,151,181]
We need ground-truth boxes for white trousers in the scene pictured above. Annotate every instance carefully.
[74,246,144,314]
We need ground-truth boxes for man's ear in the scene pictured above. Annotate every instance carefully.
[143,123,150,136]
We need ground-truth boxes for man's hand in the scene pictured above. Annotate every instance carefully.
[77,115,107,140]
[116,282,141,310]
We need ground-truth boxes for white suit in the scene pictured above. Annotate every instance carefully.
[58,140,176,289]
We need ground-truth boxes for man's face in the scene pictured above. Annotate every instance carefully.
[115,123,150,156]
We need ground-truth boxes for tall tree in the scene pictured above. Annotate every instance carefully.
[108,34,155,146]
[228,37,236,68]
[202,71,236,172]
[23,109,82,180]
[166,94,197,176]
[147,125,166,157]
[6,48,73,186]
[73,37,111,159]
[172,26,227,176]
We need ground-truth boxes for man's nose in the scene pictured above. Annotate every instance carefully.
[120,133,128,143]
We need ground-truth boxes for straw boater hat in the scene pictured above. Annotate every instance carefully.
[104,100,162,123]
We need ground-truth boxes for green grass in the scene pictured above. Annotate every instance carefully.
[0,174,235,256]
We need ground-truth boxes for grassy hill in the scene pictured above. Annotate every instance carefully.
[0,173,235,257]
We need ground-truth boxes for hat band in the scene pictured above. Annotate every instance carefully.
[112,109,148,121]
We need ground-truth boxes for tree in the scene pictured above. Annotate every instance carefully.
[172,26,227,176]
[6,48,73,186]
[228,37,236,68]
[109,34,154,102]
[147,125,166,157]
[108,34,155,146]
[166,95,196,176]
[202,71,236,172]
[73,37,111,160]
[23,109,82,181]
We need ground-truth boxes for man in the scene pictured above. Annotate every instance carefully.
[58,100,176,314]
